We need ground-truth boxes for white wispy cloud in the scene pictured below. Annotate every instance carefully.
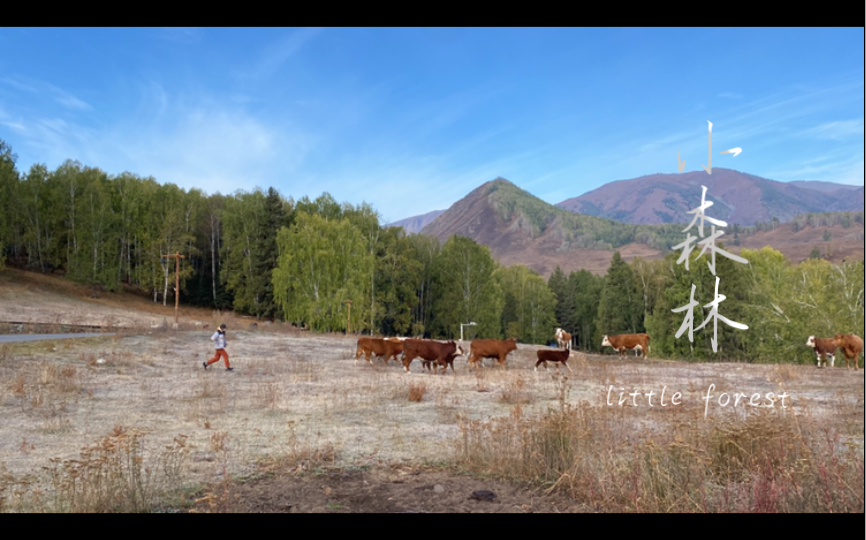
[1,121,25,133]
[5,78,316,197]
[243,28,323,82]
[0,75,93,111]
[767,153,864,185]
[797,119,864,141]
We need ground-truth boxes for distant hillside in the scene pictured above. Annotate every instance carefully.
[730,211,865,265]
[420,178,683,277]
[414,178,863,278]
[388,209,445,234]
[557,168,863,226]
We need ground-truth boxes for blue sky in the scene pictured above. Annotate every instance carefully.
[0,27,862,224]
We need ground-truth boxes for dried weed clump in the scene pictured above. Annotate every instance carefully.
[456,399,864,513]
[37,362,79,394]
[499,376,532,405]
[408,381,427,402]
[0,426,192,513]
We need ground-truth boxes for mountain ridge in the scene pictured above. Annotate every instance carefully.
[556,168,863,226]
[409,174,863,278]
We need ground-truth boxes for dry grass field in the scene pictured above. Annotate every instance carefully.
[0,268,863,513]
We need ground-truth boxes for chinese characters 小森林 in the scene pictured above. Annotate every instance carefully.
[672,123,748,353]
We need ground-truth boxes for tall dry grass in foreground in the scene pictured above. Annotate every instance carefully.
[0,426,192,513]
[456,383,865,513]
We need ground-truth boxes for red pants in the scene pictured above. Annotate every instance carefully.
[207,349,230,368]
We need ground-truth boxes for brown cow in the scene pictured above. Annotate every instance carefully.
[401,339,464,374]
[354,337,403,365]
[806,336,837,368]
[555,328,572,350]
[467,338,518,369]
[535,347,574,371]
[833,333,863,370]
[601,333,650,358]
[421,350,463,374]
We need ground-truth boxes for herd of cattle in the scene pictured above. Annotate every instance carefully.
[353,328,655,374]
[353,328,865,374]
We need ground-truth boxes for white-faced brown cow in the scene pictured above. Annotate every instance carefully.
[833,333,864,370]
[554,328,572,350]
[535,347,575,371]
[467,338,518,370]
[601,333,650,359]
[401,339,464,374]
[354,337,403,365]
[806,335,837,368]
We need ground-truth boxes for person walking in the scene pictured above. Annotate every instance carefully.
[204,323,233,371]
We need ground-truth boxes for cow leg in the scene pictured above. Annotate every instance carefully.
[565,360,572,372]
[828,354,834,368]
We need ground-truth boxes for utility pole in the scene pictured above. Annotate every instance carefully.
[161,251,185,325]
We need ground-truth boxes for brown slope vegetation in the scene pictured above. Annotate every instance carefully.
[420,178,677,277]
[730,221,865,265]
[417,178,863,279]
[0,267,225,329]
[557,168,863,226]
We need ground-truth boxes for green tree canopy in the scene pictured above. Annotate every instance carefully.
[273,211,373,332]
[498,265,557,344]
[597,251,643,338]
[430,235,504,340]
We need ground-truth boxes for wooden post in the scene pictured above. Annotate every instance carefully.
[161,251,186,325]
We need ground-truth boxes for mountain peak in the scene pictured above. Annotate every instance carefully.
[557,169,863,226]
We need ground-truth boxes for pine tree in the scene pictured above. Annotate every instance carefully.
[251,187,289,320]
[597,252,642,338]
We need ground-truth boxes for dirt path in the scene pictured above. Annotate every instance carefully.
[189,464,588,513]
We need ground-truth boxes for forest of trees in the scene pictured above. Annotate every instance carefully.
[1,138,863,364]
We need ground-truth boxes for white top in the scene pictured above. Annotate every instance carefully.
[211,330,227,349]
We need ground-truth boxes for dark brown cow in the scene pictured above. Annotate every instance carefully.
[535,347,574,371]
[467,338,518,369]
[555,328,572,350]
[806,335,837,368]
[401,339,464,374]
[354,337,403,365]
[833,333,864,370]
[601,333,650,358]
[421,350,463,374]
